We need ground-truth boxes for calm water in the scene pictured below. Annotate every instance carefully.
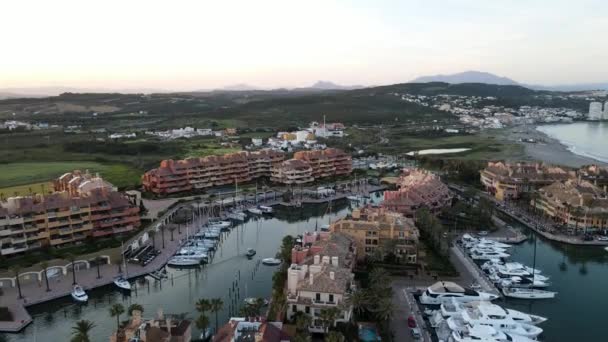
[1,198,371,342]
[537,121,608,163]
[500,214,608,342]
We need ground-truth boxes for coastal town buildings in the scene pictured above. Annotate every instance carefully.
[287,232,356,333]
[382,168,452,216]
[588,101,604,120]
[0,172,140,256]
[293,148,352,179]
[578,165,608,187]
[532,179,608,231]
[142,150,285,195]
[480,161,571,200]
[329,206,419,262]
[110,310,192,342]
[270,159,314,185]
[213,317,290,342]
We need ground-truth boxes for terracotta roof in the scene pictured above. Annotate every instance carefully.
[297,265,353,294]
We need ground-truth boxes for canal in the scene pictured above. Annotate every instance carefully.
[3,196,380,342]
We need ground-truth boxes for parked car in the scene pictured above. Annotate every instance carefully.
[597,236,608,241]
[411,327,421,339]
[407,315,417,328]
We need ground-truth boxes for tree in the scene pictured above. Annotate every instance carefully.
[109,303,125,329]
[349,289,368,316]
[319,307,340,332]
[128,303,144,316]
[40,261,51,292]
[210,298,224,333]
[196,314,210,334]
[325,331,345,342]
[370,296,393,322]
[295,312,312,334]
[196,298,211,317]
[71,320,95,342]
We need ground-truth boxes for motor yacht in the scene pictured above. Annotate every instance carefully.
[439,299,547,324]
[468,246,508,254]
[469,250,510,260]
[419,281,499,305]
[449,323,537,342]
[450,308,543,339]
[71,284,88,302]
[246,248,256,258]
[244,297,269,306]
[209,221,231,230]
[227,211,246,221]
[262,258,281,266]
[167,256,202,267]
[497,276,550,289]
[258,206,273,214]
[502,287,557,299]
[113,276,131,291]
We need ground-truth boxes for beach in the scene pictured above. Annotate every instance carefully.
[496,125,607,167]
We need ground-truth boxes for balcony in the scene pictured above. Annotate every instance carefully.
[11,236,27,244]
[1,245,28,255]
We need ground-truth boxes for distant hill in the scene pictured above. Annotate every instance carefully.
[308,80,364,90]
[0,86,165,97]
[411,71,519,86]
[218,83,260,91]
[356,82,537,97]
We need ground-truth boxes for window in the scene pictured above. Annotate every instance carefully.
[292,305,297,312]
[315,293,321,301]
[328,294,334,303]
[305,306,310,314]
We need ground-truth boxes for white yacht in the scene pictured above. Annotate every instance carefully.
[175,248,208,262]
[247,207,263,215]
[209,220,231,230]
[244,297,269,306]
[464,239,511,250]
[419,281,499,305]
[497,276,550,289]
[468,246,508,254]
[258,205,273,214]
[71,285,88,302]
[262,258,281,266]
[470,250,510,260]
[113,276,131,291]
[227,211,246,221]
[450,308,543,339]
[440,299,547,325]
[502,287,557,299]
[167,256,202,267]
[449,324,537,342]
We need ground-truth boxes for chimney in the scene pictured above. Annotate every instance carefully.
[331,256,339,266]
[314,254,320,265]
[329,271,335,280]
[309,273,314,285]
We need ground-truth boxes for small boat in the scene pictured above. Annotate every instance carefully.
[259,205,273,214]
[262,258,281,266]
[71,285,88,302]
[247,208,263,215]
[208,221,231,230]
[167,256,202,267]
[246,248,256,258]
[320,224,330,232]
[227,212,246,221]
[113,276,131,291]
[502,287,557,299]
[244,297,269,306]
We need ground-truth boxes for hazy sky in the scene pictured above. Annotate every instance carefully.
[2,0,607,90]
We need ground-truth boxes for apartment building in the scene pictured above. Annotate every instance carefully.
[532,179,608,230]
[292,148,352,179]
[55,169,117,195]
[382,168,452,216]
[270,159,314,185]
[0,175,140,256]
[142,149,284,195]
[287,232,355,333]
[330,207,419,262]
[480,161,571,200]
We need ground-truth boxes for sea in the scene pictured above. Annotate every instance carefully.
[537,122,608,163]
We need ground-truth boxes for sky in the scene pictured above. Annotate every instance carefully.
[2,0,608,90]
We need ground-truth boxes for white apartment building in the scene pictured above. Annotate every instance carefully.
[588,101,603,120]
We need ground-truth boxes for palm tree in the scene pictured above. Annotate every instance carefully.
[128,303,144,316]
[295,313,312,334]
[66,253,77,285]
[370,297,393,322]
[71,320,95,342]
[325,331,345,342]
[10,265,22,299]
[109,303,125,329]
[319,307,340,332]
[196,314,210,334]
[210,298,224,332]
[349,289,368,316]
[40,261,51,292]
[196,298,212,317]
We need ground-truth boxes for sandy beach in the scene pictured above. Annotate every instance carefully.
[496,125,607,167]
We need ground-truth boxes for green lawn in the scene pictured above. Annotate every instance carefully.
[0,162,142,190]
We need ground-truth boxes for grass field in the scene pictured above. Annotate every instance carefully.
[0,181,53,197]
[0,162,142,190]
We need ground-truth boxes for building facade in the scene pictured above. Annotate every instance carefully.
[330,207,419,263]
[270,159,314,185]
[382,168,452,216]
[532,180,608,231]
[142,150,284,195]
[287,232,355,333]
[589,101,603,120]
[480,161,571,200]
[292,148,352,179]
[0,173,140,256]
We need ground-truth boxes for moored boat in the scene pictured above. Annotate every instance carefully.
[244,297,269,306]
[262,258,281,266]
[259,205,273,214]
[420,281,499,305]
[113,276,131,291]
[502,287,557,299]
[167,256,202,267]
[71,285,88,302]
[247,208,263,215]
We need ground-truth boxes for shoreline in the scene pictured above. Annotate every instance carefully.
[498,125,607,167]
